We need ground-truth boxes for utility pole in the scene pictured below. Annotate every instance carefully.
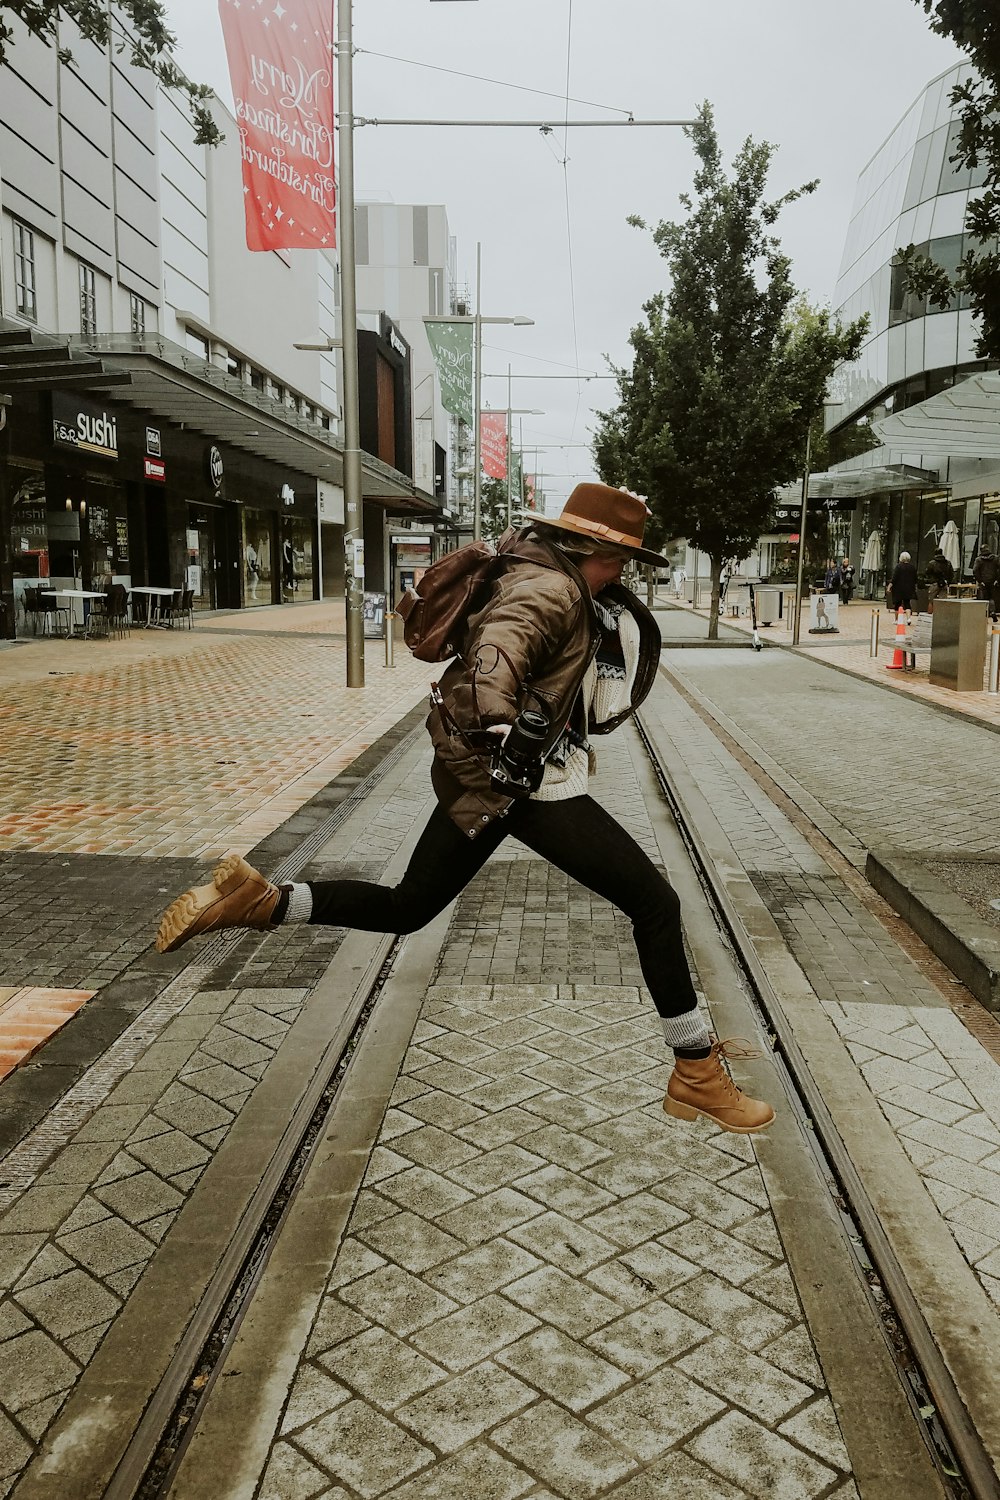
[792,425,812,648]
[337,0,364,686]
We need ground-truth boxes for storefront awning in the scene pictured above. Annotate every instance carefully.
[873,371,1000,458]
[1,322,437,514]
[774,461,939,505]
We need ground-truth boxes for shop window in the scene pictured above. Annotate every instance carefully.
[129,293,146,337]
[14,221,37,322]
[79,261,97,336]
[248,365,265,392]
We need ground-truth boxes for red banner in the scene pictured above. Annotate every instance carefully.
[219,0,336,252]
[480,413,507,480]
[525,474,537,510]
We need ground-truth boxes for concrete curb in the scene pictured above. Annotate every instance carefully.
[866,850,1000,1014]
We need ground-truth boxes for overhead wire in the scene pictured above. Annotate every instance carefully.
[355,48,633,117]
[561,0,585,448]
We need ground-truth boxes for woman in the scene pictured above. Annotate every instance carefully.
[890,551,917,612]
[839,558,855,606]
[155,483,774,1134]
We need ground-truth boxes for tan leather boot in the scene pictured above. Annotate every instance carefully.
[664,1039,775,1134]
[155,855,283,953]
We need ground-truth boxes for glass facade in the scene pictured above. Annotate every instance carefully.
[830,63,994,425]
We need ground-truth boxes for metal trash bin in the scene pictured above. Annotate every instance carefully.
[754,587,780,626]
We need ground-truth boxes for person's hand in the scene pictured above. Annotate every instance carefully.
[486,724,512,744]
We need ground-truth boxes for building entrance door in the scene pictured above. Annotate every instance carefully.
[186,507,216,611]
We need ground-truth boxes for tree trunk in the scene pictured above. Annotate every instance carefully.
[708,554,722,640]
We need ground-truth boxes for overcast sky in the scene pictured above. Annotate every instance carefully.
[164,0,959,508]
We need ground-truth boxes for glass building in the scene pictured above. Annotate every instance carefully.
[824,63,999,596]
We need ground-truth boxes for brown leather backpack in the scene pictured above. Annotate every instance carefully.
[397,534,515,662]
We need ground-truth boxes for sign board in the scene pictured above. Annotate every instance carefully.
[115,516,129,562]
[363,592,387,639]
[206,445,224,492]
[317,480,345,524]
[393,537,431,568]
[144,457,166,482]
[51,392,118,460]
[146,426,161,457]
[808,593,840,634]
[186,564,202,593]
[351,538,365,580]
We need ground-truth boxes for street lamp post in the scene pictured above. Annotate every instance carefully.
[504,366,543,528]
[336,0,365,687]
[792,400,842,647]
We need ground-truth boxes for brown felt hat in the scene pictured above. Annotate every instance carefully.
[542,482,669,568]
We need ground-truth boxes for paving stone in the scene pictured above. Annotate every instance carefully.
[688,1409,836,1500]
[378,1109,424,1142]
[63,1321,111,1364]
[404,1092,485,1132]
[659,1218,773,1285]
[362,1147,411,1185]
[357,1212,464,1274]
[454,1105,545,1149]
[588,1363,726,1459]
[434,1187,544,1246]
[58,1216,155,1278]
[395,1360,534,1451]
[155,1082,234,1138]
[0,1187,82,1236]
[762,1326,825,1388]
[521,1090,611,1132]
[104,1263,145,1298]
[346,1193,399,1235]
[409,1288,538,1370]
[504,1265,622,1338]
[319,1326,446,1410]
[779,1395,852,1471]
[127,1130,210,1179]
[94,1150,144,1187]
[93,1170,184,1226]
[66,1103,152,1144]
[744,1263,803,1320]
[733,1213,785,1260]
[667,1272,790,1350]
[445,1144,548,1193]
[468,1075,549,1112]
[678,1335,812,1423]
[0,1303,32,1343]
[491,1398,637,1499]
[0,1410,33,1484]
[56,1196,111,1236]
[657,1169,758,1232]
[422,1239,544,1304]
[305,1298,371,1359]
[12,1244,76,1292]
[14,1391,68,1441]
[294,1399,433,1498]
[585,1240,699,1307]
[256,1441,332,1500]
[585,1300,709,1376]
[495,1324,630,1411]
[376,1167,473,1219]
[514,1165,616,1221]
[506,1210,617,1274]
[606,1449,747,1499]
[1,1328,78,1413]
[379,1441,533,1500]
[14,1267,120,1340]
[337,1264,457,1336]
[33,1142,118,1187]
[582,1193,687,1247]
[388,1125,480,1174]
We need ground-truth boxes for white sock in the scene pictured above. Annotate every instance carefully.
[660,1007,712,1051]
[284,883,313,924]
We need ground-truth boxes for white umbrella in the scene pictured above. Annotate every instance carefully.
[861,530,882,573]
[941,519,961,571]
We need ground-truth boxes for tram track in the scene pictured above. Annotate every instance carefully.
[49,695,998,1500]
[634,706,998,1500]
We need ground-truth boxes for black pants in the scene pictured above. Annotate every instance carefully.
[308,795,698,1019]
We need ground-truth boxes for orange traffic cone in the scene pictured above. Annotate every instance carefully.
[886,606,907,670]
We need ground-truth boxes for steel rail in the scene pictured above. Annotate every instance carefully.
[634,707,998,1500]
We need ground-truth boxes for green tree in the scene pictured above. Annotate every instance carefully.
[898,2,999,355]
[593,105,866,638]
[480,476,512,544]
[1,1,221,145]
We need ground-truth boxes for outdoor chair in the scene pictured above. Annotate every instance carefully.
[104,585,130,639]
[130,592,151,627]
[37,590,70,637]
[178,587,194,629]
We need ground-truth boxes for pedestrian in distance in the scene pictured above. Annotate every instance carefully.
[925,547,954,603]
[973,543,999,620]
[890,551,918,614]
[155,483,775,1134]
[671,564,686,599]
[839,557,855,606]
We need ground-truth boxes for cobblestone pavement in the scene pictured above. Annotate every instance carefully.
[649,668,1000,1313]
[0,602,434,858]
[0,737,428,1497]
[675,592,1000,729]
[231,734,861,1500]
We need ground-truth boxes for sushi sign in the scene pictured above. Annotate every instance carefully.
[52,392,118,460]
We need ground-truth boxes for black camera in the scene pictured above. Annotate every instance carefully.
[489,707,550,797]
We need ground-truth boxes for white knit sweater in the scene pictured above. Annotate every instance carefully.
[531,606,641,801]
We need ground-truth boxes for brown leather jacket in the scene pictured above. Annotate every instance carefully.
[428,529,661,837]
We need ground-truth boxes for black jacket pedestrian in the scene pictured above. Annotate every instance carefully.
[926,551,954,592]
[973,547,998,602]
[890,558,918,609]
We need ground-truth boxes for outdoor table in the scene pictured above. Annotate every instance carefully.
[46,589,107,637]
[130,585,176,627]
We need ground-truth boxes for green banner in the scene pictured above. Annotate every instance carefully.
[424,320,474,427]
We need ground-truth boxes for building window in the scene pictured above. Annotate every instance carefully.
[79,261,97,336]
[14,222,37,322]
[226,352,242,379]
[129,293,146,337]
[185,329,210,360]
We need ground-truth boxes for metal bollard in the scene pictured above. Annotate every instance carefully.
[384,614,395,669]
[869,609,879,658]
[989,627,1000,694]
